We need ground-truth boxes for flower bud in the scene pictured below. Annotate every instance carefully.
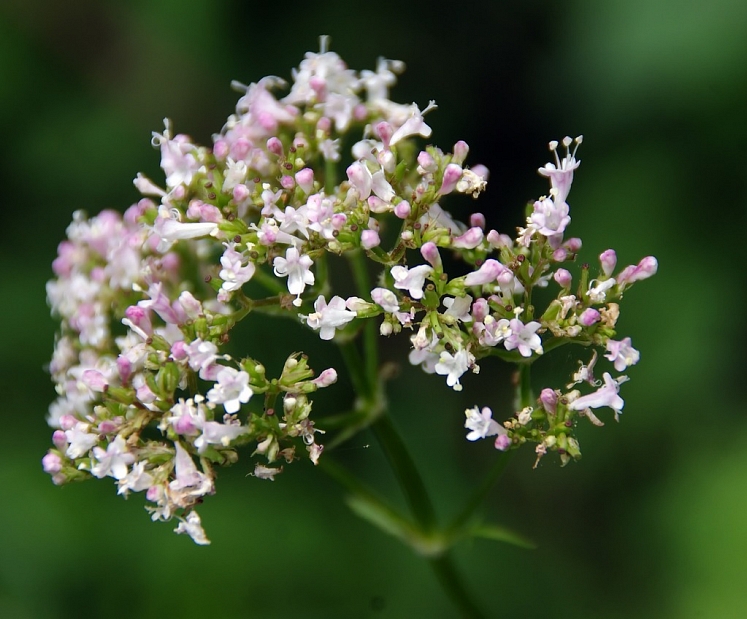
[452,140,469,165]
[494,434,511,451]
[280,175,295,190]
[599,249,617,277]
[439,163,463,195]
[452,227,483,249]
[487,230,512,249]
[539,388,558,415]
[266,137,284,157]
[464,259,505,286]
[295,168,314,194]
[420,242,442,269]
[554,268,572,288]
[312,368,338,388]
[617,256,658,286]
[471,298,489,322]
[375,121,393,147]
[233,184,250,202]
[469,213,486,230]
[553,248,569,262]
[42,452,63,474]
[578,308,601,326]
[361,230,381,249]
[394,201,411,219]
[52,430,67,450]
[417,151,437,173]
[564,237,582,253]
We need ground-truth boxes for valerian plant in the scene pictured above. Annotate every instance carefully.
[44,37,656,617]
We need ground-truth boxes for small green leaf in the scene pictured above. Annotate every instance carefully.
[471,524,536,550]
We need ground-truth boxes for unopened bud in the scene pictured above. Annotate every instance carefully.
[599,249,617,277]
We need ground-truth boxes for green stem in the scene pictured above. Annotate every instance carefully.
[370,414,437,533]
[447,449,513,536]
[337,340,368,399]
[429,553,487,619]
[347,250,378,389]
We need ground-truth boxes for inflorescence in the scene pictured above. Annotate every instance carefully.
[44,37,656,544]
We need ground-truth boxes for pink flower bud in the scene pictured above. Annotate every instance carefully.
[266,137,283,157]
[280,175,295,190]
[494,434,511,451]
[98,420,117,434]
[82,369,108,392]
[353,103,368,121]
[213,139,229,159]
[420,242,442,269]
[453,140,469,165]
[417,151,437,172]
[599,249,617,277]
[617,256,658,286]
[375,121,393,148]
[368,196,390,213]
[316,116,332,132]
[59,415,77,431]
[233,184,250,202]
[361,230,381,249]
[331,214,347,230]
[578,308,601,326]
[52,430,67,450]
[471,164,489,180]
[469,213,486,230]
[42,452,62,474]
[313,368,338,388]
[487,230,512,249]
[452,227,483,249]
[171,341,188,360]
[293,135,309,150]
[497,270,515,289]
[125,305,153,335]
[117,357,132,385]
[564,237,582,253]
[464,259,506,286]
[394,201,411,219]
[439,163,463,195]
[553,248,569,261]
[295,168,314,194]
[554,268,572,288]
[471,298,489,322]
[539,388,558,415]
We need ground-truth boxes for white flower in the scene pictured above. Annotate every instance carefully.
[464,406,502,441]
[391,264,433,300]
[219,244,256,291]
[604,337,640,372]
[435,349,473,391]
[91,436,135,480]
[302,295,356,340]
[273,246,315,306]
[206,367,253,414]
[174,510,210,545]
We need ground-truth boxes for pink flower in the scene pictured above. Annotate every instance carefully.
[568,372,625,416]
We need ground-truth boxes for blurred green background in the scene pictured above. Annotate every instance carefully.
[2,0,746,617]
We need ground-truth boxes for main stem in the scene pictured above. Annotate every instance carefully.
[339,250,488,618]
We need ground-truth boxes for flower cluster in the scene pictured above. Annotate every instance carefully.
[45,38,656,544]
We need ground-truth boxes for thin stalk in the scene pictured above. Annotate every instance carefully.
[447,449,513,536]
[370,414,437,533]
[429,553,487,619]
[347,250,378,390]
